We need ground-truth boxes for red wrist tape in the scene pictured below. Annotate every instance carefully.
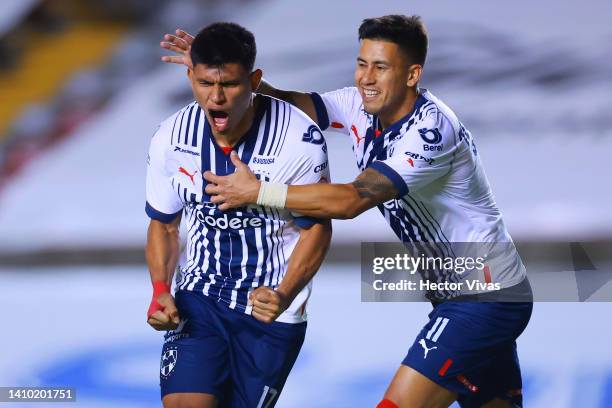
[147,281,171,319]
[152,281,171,297]
[376,399,398,408]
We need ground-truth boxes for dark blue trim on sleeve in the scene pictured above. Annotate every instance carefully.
[310,93,330,131]
[294,216,322,229]
[369,161,409,198]
[145,202,182,223]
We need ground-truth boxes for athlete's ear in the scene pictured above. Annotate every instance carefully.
[406,64,422,88]
[250,69,263,91]
[187,67,193,81]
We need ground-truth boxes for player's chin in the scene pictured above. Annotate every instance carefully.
[362,102,382,116]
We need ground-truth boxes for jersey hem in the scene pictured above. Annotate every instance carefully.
[176,288,308,324]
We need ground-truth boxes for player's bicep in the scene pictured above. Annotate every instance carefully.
[351,167,399,207]
[147,215,182,241]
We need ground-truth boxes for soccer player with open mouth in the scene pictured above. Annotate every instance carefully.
[147,22,331,408]
[161,14,533,408]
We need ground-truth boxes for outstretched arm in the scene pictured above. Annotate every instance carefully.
[256,81,318,123]
[284,168,398,219]
[204,152,398,220]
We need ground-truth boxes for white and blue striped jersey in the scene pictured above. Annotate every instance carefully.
[311,87,526,299]
[146,95,329,323]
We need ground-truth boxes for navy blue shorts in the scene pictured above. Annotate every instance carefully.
[159,290,306,407]
[402,299,532,407]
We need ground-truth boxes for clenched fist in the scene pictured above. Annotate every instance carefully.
[249,287,290,324]
[147,292,181,331]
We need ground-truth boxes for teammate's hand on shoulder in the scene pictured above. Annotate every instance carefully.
[147,293,181,331]
[160,29,194,69]
[204,151,260,211]
[249,287,290,324]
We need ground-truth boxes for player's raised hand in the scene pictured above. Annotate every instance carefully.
[249,287,290,324]
[160,29,194,69]
[147,293,181,331]
[204,151,260,211]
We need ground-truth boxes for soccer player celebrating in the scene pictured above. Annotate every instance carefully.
[161,15,532,408]
[146,23,331,408]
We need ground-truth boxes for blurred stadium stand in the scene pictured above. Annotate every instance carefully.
[1,1,612,407]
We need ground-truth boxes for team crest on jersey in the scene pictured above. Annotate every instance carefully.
[418,128,443,144]
[160,347,178,378]
[302,125,325,145]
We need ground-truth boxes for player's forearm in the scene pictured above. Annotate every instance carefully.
[276,221,332,302]
[285,183,370,219]
[257,80,317,123]
[145,219,181,285]
[281,168,398,219]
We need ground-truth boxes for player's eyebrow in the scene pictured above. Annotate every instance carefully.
[357,57,390,66]
[219,79,241,86]
[197,78,241,86]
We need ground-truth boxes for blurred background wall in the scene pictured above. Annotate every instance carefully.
[0,0,611,407]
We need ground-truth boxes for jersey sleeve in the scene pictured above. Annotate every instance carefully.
[286,123,330,229]
[369,112,461,197]
[145,117,183,223]
[309,87,361,132]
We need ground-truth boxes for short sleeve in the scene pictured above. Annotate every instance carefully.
[145,119,183,223]
[310,87,361,132]
[369,112,460,197]
[287,124,330,229]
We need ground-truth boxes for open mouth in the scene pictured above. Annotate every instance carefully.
[209,109,229,132]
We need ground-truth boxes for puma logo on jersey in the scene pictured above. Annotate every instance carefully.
[179,167,197,185]
[351,124,364,145]
[419,338,437,359]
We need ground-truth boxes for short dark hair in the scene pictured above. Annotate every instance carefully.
[190,22,256,72]
[358,15,428,66]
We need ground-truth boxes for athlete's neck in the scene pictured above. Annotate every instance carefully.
[378,87,419,130]
[212,95,259,148]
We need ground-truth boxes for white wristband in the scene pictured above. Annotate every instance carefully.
[257,182,288,208]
